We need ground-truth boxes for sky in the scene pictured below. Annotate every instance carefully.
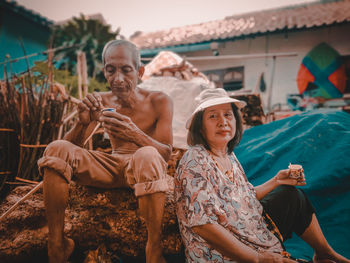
[16,0,316,38]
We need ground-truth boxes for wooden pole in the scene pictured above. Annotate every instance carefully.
[81,52,88,98]
[77,51,83,100]
[267,56,277,113]
[47,50,54,93]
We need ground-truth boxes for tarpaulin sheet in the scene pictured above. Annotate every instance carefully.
[235,109,350,259]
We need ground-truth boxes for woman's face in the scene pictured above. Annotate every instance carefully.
[201,103,236,149]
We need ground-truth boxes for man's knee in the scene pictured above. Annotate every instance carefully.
[131,146,169,196]
[133,146,162,164]
[44,140,74,159]
[38,140,76,184]
[132,146,167,180]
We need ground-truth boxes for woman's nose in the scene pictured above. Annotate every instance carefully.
[218,115,228,126]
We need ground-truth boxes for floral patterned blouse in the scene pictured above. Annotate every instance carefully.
[175,145,283,263]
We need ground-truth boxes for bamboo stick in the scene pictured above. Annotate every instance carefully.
[0,120,100,220]
[0,181,43,220]
[62,109,78,124]
[83,122,101,146]
[69,96,81,104]
[57,103,68,140]
[15,177,39,184]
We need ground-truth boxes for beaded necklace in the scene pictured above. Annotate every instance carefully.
[209,151,234,182]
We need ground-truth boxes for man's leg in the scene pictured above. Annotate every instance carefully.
[138,193,166,263]
[128,146,170,263]
[39,140,126,263]
[43,168,74,263]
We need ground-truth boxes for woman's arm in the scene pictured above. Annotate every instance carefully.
[254,175,280,201]
[254,169,306,200]
[192,223,296,263]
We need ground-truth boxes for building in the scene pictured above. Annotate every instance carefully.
[0,0,53,79]
[131,0,350,111]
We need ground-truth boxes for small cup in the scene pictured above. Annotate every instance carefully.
[102,108,116,112]
[288,164,303,180]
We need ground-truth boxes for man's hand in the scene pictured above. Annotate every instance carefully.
[99,110,141,145]
[77,92,103,125]
[258,252,297,263]
[274,169,306,187]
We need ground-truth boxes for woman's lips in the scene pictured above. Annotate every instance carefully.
[216,130,231,135]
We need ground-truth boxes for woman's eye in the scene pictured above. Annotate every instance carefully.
[209,114,217,119]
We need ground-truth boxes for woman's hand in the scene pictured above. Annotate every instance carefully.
[258,252,297,263]
[274,169,306,187]
[255,168,306,200]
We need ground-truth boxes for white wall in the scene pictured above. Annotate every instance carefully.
[183,23,350,111]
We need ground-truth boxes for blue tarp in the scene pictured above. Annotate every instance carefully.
[235,109,350,260]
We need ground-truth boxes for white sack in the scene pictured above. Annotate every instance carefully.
[139,76,213,149]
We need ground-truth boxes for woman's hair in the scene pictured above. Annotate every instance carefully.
[187,103,243,153]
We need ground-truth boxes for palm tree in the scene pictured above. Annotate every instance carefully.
[51,14,120,81]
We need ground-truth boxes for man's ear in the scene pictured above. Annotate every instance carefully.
[138,66,145,80]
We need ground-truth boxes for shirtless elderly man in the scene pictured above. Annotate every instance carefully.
[38,39,173,263]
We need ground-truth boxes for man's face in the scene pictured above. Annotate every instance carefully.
[103,45,143,99]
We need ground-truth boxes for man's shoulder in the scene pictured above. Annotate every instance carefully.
[138,87,168,100]
[138,88,172,110]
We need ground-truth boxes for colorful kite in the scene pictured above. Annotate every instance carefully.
[297,42,346,99]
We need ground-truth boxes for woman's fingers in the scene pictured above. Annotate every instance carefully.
[276,169,290,180]
[276,177,306,186]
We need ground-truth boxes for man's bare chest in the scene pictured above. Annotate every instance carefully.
[101,93,157,134]
[119,107,157,135]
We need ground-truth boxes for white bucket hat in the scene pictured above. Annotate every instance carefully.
[186,88,246,129]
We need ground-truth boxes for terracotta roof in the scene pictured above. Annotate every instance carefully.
[1,0,53,28]
[131,0,350,49]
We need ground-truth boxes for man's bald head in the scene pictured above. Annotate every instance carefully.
[102,39,141,70]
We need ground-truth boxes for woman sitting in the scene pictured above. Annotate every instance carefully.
[174,88,349,263]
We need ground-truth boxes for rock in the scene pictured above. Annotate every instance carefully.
[0,181,183,263]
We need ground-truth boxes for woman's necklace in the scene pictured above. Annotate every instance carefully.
[209,151,234,182]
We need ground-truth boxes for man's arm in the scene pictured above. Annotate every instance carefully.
[135,92,173,161]
[100,92,173,161]
[63,92,104,147]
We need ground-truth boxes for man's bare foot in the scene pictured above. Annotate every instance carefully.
[146,242,166,263]
[314,252,350,263]
[48,237,75,263]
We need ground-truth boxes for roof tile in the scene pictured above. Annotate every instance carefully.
[131,0,350,49]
